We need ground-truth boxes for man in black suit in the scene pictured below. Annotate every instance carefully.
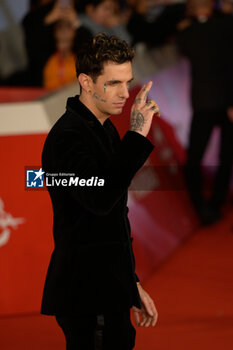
[41,33,159,349]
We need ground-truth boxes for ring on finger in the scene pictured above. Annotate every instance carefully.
[146,100,154,106]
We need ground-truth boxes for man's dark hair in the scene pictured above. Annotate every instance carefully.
[75,33,134,82]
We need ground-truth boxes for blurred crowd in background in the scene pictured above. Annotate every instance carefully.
[0,0,232,90]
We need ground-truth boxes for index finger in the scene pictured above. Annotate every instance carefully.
[137,81,153,102]
[148,298,157,316]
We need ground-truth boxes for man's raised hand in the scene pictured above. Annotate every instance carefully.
[130,81,160,137]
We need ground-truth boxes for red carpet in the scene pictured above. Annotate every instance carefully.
[134,205,233,350]
[1,207,233,350]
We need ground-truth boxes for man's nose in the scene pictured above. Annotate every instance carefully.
[119,84,129,99]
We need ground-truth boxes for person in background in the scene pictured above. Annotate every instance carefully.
[43,19,77,90]
[22,0,91,86]
[77,0,132,43]
[218,0,233,14]
[126,0,186,47]
[176,0,233,225]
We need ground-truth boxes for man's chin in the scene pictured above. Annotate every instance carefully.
[111,106,124,115]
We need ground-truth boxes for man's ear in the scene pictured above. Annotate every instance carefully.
[78,74,93,94]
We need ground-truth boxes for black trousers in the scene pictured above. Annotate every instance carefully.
[56,310,136,350]
[185,109,233,210]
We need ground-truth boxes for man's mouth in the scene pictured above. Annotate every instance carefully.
[113,102,126,107]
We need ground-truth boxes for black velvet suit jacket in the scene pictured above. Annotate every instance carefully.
[41,96,154,316]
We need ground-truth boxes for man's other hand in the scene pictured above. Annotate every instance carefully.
[132,284,158,327]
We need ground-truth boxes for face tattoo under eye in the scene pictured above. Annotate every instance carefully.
[92,92,107,103]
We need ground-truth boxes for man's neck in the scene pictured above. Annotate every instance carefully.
[79,94,109,125]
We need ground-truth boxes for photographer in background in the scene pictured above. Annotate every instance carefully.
[22,0,92,86]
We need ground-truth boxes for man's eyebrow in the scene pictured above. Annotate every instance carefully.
[106,80,121,84]
[106,77,134,84]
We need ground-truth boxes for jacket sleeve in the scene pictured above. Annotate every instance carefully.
[52,130,154,216]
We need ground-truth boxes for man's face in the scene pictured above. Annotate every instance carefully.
[89,61,133,120]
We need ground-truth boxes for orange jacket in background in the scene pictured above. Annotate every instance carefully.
[43,52,77,90]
